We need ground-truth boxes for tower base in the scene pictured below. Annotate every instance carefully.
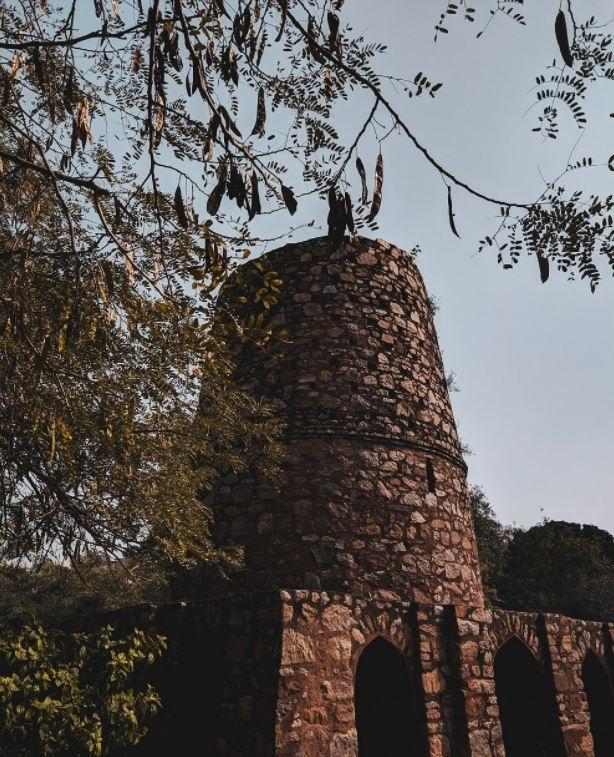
[112,590,612,756]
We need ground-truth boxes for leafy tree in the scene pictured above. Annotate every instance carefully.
[469,485,513,606]
[499,520,614,622]
[0,557,171,626]
[0,624,165,756]
[470,485,614,620]
[0,1,611,574]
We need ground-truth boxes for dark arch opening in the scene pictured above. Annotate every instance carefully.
[494,636,562,757]
[354,636,417,757]
[582,651,614,756]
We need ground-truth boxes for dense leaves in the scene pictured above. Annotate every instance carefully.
[470,486,614,621]
[0,624,165,756]
[499,521,614,621]
[0,558,170,626]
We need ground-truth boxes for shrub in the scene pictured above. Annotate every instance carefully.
[0,624,165,756]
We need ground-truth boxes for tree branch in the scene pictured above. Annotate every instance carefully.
[288,7,532,209]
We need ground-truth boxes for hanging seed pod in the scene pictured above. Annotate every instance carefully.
[536,250,550,283]
[174,185,189,228]
[327,11,340,51]
[344,192,355,234]
[356,156,368,205]
[229,164,247,208]
[327,186,339,236]
[207,179,226,216]
[249,172,262,219]
[447,185,460,238]
[281,185,297,215]
[275,0,287,42]
[327,186,347,246]
[251,87,266,136]
[555,10,574,68]
[367,153,383,222]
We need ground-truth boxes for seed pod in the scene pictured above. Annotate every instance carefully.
[228,164,246,208]
[344,192,355,234]
[281,185,297,215]
[174,185,189,228]
[275,0,287,42]
[249,172,262,220]
[251,88,266,136]
[207,179,226,216]
[327,186,347,246]
[327,11,340,51]
[356,156,368,205]
[555,10,574,68]
[536,250,550,283]
[367,153,383,222]
[447,185,460,238]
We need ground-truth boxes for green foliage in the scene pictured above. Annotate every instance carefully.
[499,521,614,621]
[0,624,165,756]
[0,558,170,626]
[469,485,514,605]
[470,485,614,621]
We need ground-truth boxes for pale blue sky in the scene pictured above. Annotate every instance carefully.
[332,0,614,530]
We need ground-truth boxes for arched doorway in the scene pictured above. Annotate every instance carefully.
[581,651,614,756]
[494,636,562,757]
[354,636,417,757]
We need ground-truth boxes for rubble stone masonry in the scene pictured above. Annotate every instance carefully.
[213,236,484,606]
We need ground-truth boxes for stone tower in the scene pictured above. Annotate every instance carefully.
[214,236,484,608]
[124,236,613,757]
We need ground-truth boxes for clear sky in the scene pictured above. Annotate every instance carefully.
[331,0,614,531]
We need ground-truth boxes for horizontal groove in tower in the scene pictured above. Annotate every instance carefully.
[213,236,484,606]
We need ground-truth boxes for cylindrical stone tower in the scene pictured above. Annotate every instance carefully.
[214,236,484,607]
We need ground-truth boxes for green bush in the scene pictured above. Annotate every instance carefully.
[0,624,166,756]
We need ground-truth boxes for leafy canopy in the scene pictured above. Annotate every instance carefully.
[0,0,612,571]
[470,486,614,621]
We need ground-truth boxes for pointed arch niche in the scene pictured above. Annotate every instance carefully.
[494,635,562,757]
[354,636,418,757]
[582,650,614,756]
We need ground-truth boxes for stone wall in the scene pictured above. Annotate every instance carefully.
[95,593,614,756]
[213,237,483,606]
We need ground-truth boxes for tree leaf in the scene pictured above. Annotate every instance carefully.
[608,154,614,172]
[356,157,368,205]
[367,153,383,222]
[251,88,266,136]
[174,185,189,229]
[281,185,297,215]
[555,10,574,68]
[447,185,460,238]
